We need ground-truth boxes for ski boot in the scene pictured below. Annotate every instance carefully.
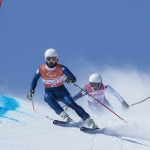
[85,117,99,129]
[59,111,73,122]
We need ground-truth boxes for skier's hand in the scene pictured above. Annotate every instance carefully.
[63,105,69,111]
[27,90,34,100]
[122,101,129,111]
[64,78,73,84]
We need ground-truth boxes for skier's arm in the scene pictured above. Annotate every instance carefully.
[104,84,129,110]
[30,67,41,91]
[73,86,87,101]
[104,84,124,103]
[27,67,41,100]
[61,65,76,83]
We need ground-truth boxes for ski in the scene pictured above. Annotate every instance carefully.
[46,116,76,126]
[53,120,76,125]
[46,116,101,132]
[80,127,100,132]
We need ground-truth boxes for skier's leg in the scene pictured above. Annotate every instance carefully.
[56,88,89,121]
[103,97,114,110]
[88,101,100,113]
[44,93,73,122]
[89,105,100,113]
[88,99,114,116]
[57,88,98,128]
[62,97,98,128]
[44,93,64,115]
[61,96,89,121]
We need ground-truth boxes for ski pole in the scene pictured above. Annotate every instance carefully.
[31,100,35,111]
[130,97,150,107]
[70,82,126,123]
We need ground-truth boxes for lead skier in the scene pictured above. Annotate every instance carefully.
[64,73,129,115]
[27,48,98,129]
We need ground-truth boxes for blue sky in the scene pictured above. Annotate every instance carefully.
[0,1,150,97]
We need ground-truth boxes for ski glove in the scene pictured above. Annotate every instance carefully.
[63,105,70,111]
[122,101,129,110]
[64,78,73,84]
[27,90,34,100]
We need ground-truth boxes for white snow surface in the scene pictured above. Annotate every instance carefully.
[0,97,150,150]
[1,66,150,150]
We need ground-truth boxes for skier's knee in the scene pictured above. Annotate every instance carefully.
[44,93,49,102]
[44,94,63,114]
[44,93,54,103]
[67,101,78,109]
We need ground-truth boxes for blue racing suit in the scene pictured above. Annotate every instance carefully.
[30,63,89,121]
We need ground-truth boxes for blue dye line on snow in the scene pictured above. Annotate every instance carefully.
[1,116,20,122]
[0,94,20,122]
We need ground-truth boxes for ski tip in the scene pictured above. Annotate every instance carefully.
[53,120,58,124]
[80,127,86,131]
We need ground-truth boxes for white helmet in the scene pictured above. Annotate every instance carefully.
[89,74,102,83]
[44,48,58,60]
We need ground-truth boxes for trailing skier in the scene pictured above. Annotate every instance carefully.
[63,73,130,115]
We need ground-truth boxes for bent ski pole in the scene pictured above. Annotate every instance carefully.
[130,97,150,107]
[70,82,126,123]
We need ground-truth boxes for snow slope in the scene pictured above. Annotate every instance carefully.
[0,94,150,150]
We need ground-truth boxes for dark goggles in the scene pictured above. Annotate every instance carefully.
[46,57,57,62]
[89,82,101,88]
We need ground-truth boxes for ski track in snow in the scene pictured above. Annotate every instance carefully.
[0,95,150,150]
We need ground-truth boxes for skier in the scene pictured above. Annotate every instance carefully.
[27,48,98,129]
[63,73,130,115]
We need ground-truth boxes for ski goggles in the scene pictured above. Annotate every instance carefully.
[46,57,57,62]
[89,82,101,88]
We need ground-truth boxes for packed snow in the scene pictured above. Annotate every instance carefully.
[0,67,150,150]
